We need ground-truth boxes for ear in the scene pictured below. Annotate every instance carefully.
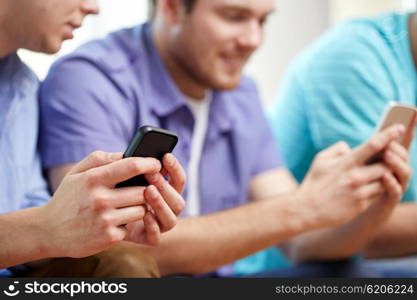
[160,0,187,24]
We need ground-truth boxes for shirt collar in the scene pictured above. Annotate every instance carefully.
[137,23,188,117]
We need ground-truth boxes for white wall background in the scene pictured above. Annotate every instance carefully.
[20,0,417,107]
[246,0,330,107]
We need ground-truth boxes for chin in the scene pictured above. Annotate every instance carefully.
[46,44,63,55]
[41,38,63,55]
[211,75,242,91]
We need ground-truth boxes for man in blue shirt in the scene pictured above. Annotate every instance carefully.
[0,0,186,277]
[270,12,417,264]
[40,0,413,277]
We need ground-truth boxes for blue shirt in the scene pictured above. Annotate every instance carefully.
[270,13,417,201]
[0,53,50,277]
[39,23,283,276]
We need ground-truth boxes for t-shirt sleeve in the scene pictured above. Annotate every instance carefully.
[39,57,134,169]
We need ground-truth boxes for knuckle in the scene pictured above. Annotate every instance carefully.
[346,171,361,189]
[367,140,382,153]
[128,159,143,174]
[90,151,107,164]
[315,151,325,160]
[99,214,112,227]
[104,228,121,244]
[92,192,110,211]
[84,171,101,188]
[336,141,350,154]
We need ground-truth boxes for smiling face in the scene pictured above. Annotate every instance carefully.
[9,0,99,54]
[165,0,275,92]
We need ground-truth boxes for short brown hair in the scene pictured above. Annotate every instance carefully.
[149,0,197,19]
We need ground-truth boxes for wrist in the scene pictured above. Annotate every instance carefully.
[292,186,323,232]
[29,205,57,259]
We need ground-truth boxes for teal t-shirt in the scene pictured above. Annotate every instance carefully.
[236,12,417,276]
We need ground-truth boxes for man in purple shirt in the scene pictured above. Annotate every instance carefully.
[40,0,413,276]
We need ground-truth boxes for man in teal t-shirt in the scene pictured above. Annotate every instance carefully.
[269,12,417,263]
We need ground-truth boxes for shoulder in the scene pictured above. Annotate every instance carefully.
[290,13,406,85]
[57,25,142,72]
[41,26,147,100]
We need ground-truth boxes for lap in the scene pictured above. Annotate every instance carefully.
[22,242,160,278]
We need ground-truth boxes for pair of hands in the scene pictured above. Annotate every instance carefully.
[298,124,413,229]
[41,151,186,259]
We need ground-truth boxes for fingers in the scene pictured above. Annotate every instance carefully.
[144,212,161,246]
[382,172,403,204]
[110,186,147,208]
[384,149,412,191]
[145,172,185,216]
[109,205,147,226]
[87,157,161,187]
[354,181,385,211]
[144,185,178,232]
[351,125,405,166]
[70,151,123,174]
[387,141,409,163]
[348,164,390,188]
[162,154,186,194]
[317,141,351,159]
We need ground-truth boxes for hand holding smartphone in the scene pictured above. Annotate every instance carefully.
[366,102,417,164]
[116,126,178,188]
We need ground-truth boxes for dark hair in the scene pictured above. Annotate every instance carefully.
[149,0,197,19]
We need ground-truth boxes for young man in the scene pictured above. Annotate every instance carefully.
[0,0,185,277]
[40,0,412,277]
[270,12,417,262]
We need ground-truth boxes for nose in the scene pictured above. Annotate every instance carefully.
[237,21,263,51]
[81,0,100,15]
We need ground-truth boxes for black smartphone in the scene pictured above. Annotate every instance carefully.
[116,126,178,188]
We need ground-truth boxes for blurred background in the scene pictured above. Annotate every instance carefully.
[20,0,417,107]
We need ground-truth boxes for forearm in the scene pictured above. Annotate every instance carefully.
[0,207,50,269]
[363,203,417,258]
[283,196,395,263]
[138,194,317,276]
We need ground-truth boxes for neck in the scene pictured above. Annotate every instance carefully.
[409,13,417,71]
[151,24,208,100]
[0,7,17,58]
